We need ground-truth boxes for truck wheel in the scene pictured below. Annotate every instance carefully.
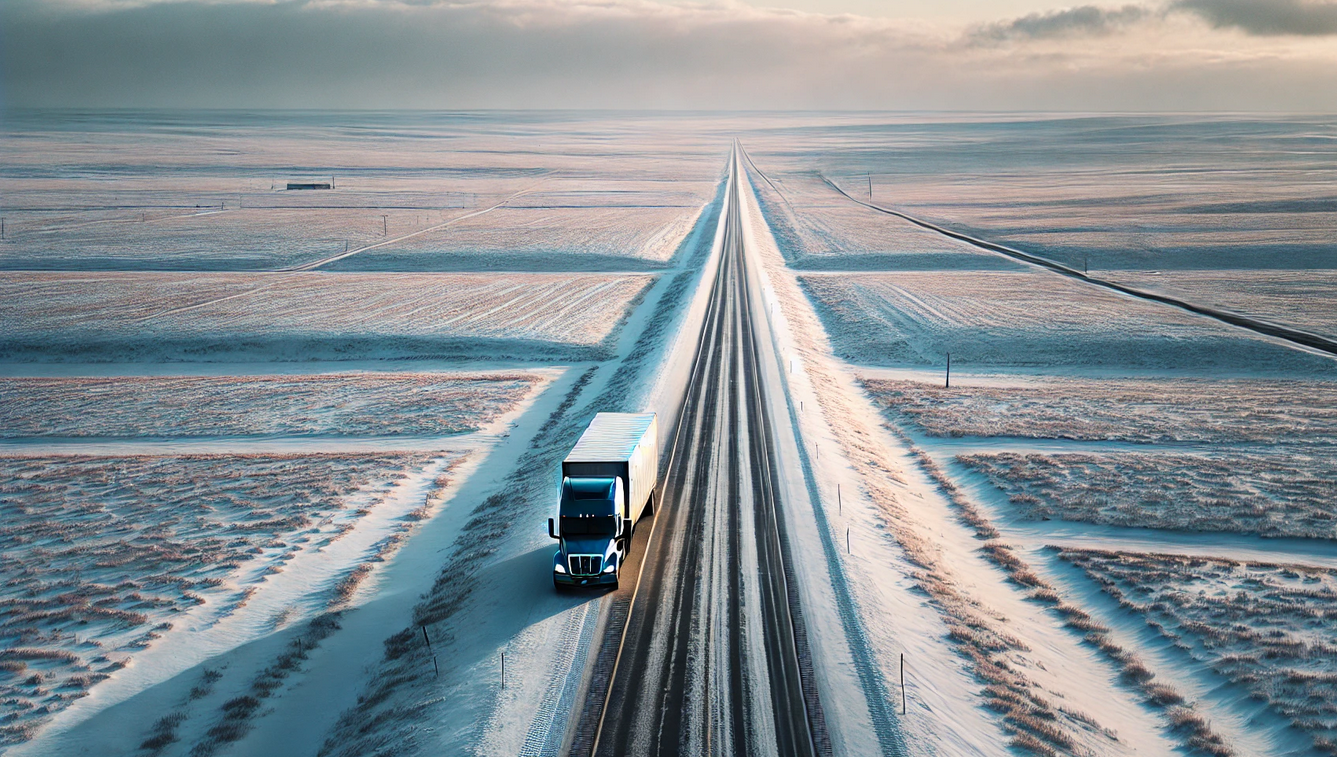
[553,577,566,593]
[644,489,657,516]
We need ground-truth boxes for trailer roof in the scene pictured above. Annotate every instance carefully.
[565,412,655,463]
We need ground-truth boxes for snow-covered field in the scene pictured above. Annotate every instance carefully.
[750,115,1337,269]
[863,375,1337,443]
[0,112,722,272]
[0,373,541,439]
[4,110,1335,757]
[743,113,1337,347]
[801,271,1332,370]
[0,272,652,362]
[0,207,468,272]
[748,175,1013,271]
[331,206,704,271]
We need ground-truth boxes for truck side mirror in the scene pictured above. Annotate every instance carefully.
[548,518,558,539]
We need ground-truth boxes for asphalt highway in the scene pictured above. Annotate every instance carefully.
[575,146,818,757]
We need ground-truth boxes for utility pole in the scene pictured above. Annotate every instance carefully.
[945,352,951,388]
[382,215,388,236]
[868,173,872,201]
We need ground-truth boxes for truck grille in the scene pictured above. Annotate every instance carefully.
[568,555,603,576]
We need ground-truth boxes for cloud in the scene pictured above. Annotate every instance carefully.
[0,0,935,110]
[1172,0,1337,35]
[970,4,1152,43]
[1,0,1335,110]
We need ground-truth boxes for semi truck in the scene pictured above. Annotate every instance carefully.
[549,412,659,590]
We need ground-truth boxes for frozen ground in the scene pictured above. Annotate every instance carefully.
[0,272,652,362]
[962,451,1337,540]
[742,114,1337,348]
[748,115,1337,271]
[0,372,542,439]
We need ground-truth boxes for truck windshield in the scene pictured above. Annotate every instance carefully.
[561,515,617,537]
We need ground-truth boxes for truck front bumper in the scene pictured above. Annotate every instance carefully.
[554,570,618,588]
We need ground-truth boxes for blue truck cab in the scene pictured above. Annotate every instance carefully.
[549,412,659,591]
[550,477,626,588]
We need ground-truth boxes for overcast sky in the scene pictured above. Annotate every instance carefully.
[2,0,1335,110]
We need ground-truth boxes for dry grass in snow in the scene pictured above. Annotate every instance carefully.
[0,372,540,439]
[0,452,438,745]
[1061,549,1337,753]
[0,272,653,361]
[962,451,1337,539]
[863,376,1337,444]
[801,271,1328,370]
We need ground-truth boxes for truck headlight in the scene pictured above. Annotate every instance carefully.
[602,557,617,574]
[554,561,567,574]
